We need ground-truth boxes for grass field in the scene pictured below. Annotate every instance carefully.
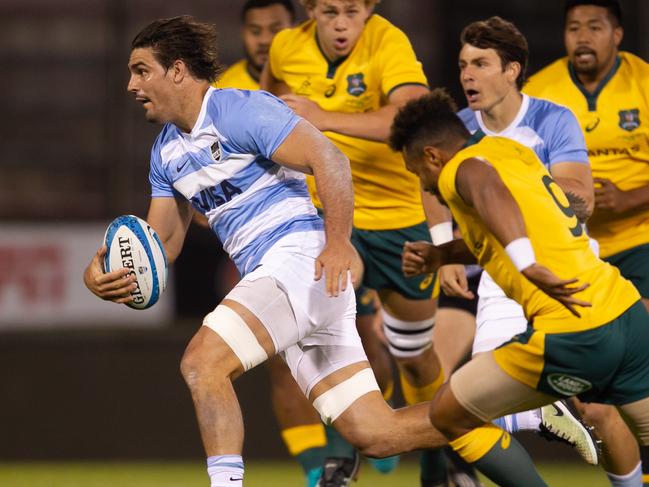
[0,460,609,486]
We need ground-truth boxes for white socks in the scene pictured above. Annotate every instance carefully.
[207,455,244,487]
[493,409,541,433]
[606,462,642,487]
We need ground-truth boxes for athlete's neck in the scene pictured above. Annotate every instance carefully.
[575,52,619,94]
[480,91,523,133]
[175,83,210,133]
[245,59,261,83]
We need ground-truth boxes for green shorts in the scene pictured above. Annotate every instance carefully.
[351,222,435,301]
[604,243,649,298]
[494,301,649,405]
[356,286,377,317]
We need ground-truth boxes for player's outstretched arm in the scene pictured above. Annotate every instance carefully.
[456,157,591,315]
[280,84,429,143]
[271,120,356,297]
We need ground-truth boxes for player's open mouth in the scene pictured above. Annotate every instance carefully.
[574,47,596,63]
[334,38,348,50]
[465,89,479,103]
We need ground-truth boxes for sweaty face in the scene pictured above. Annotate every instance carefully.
[311,0,371,61]
[242,4,293,72]
[565,6,621,79]
[127,47,175,124]
[459,44,516,112]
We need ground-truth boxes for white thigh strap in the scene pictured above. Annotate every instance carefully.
[312,368,379,425]
[203,305,268,371]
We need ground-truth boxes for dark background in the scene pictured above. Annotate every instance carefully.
[1,0,647,460]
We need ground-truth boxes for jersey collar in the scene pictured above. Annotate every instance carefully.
[315,32,350,79]
[475,94,529,137]
[187,86,215,138]
[462,129,486,148]
[568,55,621,111]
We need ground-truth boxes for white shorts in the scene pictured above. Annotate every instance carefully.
[473,271,527,356]
[223,231,367,397]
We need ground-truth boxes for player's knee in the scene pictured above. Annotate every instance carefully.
[576,402,616,428]
[180,329,236,388]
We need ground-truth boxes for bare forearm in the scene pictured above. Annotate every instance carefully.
[320,105,398,142]
[438,239,476,265]
[312,143,354,241]
[625,183,649,211]
[421,191,452,227]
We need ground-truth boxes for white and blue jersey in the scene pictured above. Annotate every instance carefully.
[458,94,589,168]
[149,87,323,275]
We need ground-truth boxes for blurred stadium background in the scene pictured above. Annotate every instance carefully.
[1,0,647,485]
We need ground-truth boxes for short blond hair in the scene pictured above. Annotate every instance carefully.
[300,0,379,9]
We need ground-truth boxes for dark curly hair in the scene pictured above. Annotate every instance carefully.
[460,16,528,90]
[132,16,222,83]
[389,88,469,154]
[564,0,622,26]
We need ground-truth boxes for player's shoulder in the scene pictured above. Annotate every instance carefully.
[457,107,479,131]
[526,95,574,122]
[220,59,247,79]
[363,14,410,47]
[525,57,570,95]
[619,51,649,75]
[274,18,314,46]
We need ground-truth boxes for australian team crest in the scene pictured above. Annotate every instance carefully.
[346,73,366,97]
[618,109,640,132]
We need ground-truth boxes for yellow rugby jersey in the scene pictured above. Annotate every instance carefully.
[438,134,639,334]
[524,52,649,257]
[214,59,260,90]
[269,15,428,230]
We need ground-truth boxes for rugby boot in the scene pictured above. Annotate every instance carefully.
[539,400,601,465]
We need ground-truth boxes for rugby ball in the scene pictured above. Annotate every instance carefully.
[103,215,168,309]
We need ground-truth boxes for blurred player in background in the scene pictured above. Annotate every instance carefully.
[262,1,447,485]
[525,1,649,484]
[392,88,649,487]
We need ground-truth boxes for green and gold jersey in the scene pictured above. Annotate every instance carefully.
[214,59,260,90]
[269,14,428,230]
[524,52,649,258]
[438,135,639,334]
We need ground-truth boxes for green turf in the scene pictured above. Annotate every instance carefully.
[0,460,608,486]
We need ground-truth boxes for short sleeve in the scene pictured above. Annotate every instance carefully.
[545,108,589,166]
[149,137,175,198]
[376,26,428,97]
[217,90,301,159]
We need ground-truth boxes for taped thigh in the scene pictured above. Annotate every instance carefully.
[311,368,380,425]
[618,396,649,446]
[382,310,435,358]
[450,352,555,422]
[203,304,268,372]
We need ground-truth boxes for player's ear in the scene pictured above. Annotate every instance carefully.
[170,59,187,84]
[423,146,443,169]
[613,26,623,47]
[505,61,521,86]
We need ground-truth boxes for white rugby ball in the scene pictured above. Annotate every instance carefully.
[103,215,168,309]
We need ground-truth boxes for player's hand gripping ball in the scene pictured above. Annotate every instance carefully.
[103,215,168,309]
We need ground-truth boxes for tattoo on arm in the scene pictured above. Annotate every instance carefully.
[565,191,591,223]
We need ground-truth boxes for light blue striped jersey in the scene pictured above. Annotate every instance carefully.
[458,94,588,167]
[149,87,323,275]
